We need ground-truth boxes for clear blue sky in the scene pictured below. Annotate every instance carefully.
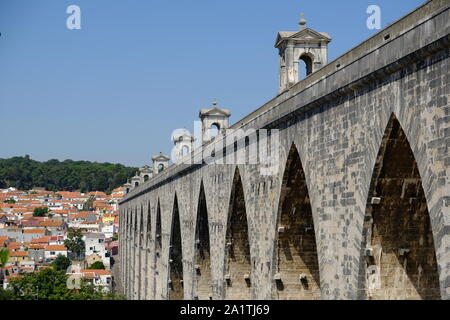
[0,0,424,167]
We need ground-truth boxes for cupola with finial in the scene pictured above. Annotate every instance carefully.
[199,99,231,144]
[275,13,331,93]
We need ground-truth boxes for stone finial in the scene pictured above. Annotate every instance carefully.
[212,98,218,107]
[299,13,307,29]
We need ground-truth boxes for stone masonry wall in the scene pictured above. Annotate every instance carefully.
[119,1,449,300]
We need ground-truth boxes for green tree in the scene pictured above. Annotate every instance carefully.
[3,199,15,204]
[6,268,125,300]
[33,207,48,217]
[82,195,96,211]
[0,156,137,192]
[0,287,12,300]
[88,261,105,270]
[64,228,85,259]
[51,254,71,271]
[0,248,9,285]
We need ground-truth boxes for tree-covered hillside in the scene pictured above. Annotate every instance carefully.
[0,155,137,193]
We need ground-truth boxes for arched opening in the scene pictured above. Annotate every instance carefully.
[135,182,139,187]
[137,204,144,299]
[272,144,320,300]
[280,56,286,88]
[133,206,138,298]
[224,167,251,300]
[144,200,151,299]
[181,146,190,157]
[154,199,162,299]
[194,181,212,300]
[158,164,165,172]
[299,55,313,80]
[168,194,184,300]
[362,114,440,300]
[126,188,130,194]
[210,123,220,139]
[144,175,150,182]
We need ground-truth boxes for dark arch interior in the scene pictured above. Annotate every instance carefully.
[273,144,320,300]
[194,182,212,300]
[132,207,138,297]
[146,201,152,246]
[154,200,162,299]
[136,205,144,298]
[144,175,150,182]
[144,201,151,298]
[224,168,251,300]
[299,55,313,80]
[168,195,184,300]
[361,114,440,300]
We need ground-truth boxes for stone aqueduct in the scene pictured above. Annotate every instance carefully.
[119,0,450,300]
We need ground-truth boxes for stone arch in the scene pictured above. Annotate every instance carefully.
[132,204,139,299]
[144,175,150,182]
[132,205,137,298]
[361,113,440,300]
[168,193,184,300]
[142,199,151,300]
[272,143,320,300]
[299,53,314,79]
[224,167,251,300]
[154,198,162,300]
[194,180,212,300]
[146,199,152,246]
[137,203,144,299]
[123,208,130,295]
[210,123,220,138]
[181,145,190,157]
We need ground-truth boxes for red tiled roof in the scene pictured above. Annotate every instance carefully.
[9,250,28,257]
[23,228,45,234]
[44,245,67,251]
[31,236,51,244]
[80,269,111,277]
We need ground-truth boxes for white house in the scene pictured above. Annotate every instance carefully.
[84,233,110,268]
[44,244,68,262]
[101,224,115,239]
[68,269,112,293]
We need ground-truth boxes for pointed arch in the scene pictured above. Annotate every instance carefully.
[146,199,152,246]
[137,203,144,299]
[144,200,152,300]
[132,205,138,299]
[168,193,184,300]
[154,198,162,300]
[272,143,320,299]
[361,113,440,300]
[224,167,251,300]
[194,180,212,300]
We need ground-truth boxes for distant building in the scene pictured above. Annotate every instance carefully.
[44,244,68,262]
[84,233,110,269]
